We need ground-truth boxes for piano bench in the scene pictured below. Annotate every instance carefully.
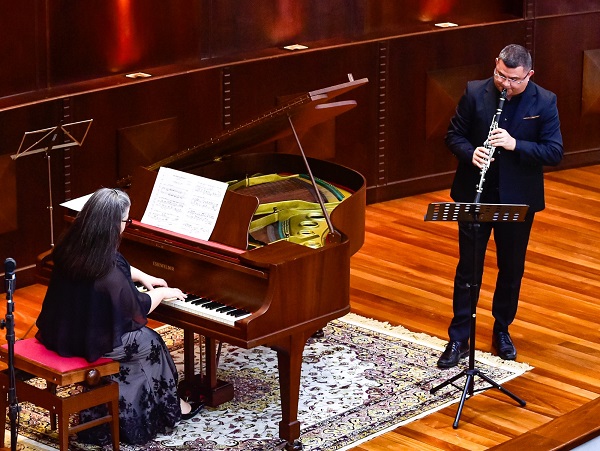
[0,338,121,451]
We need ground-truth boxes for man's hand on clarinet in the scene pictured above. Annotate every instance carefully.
[472,146,493,169]
[488,128,516,151]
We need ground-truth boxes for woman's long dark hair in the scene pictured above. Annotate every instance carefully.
[52,188,131,280]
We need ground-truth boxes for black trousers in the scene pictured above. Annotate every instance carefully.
[447,210,535,343]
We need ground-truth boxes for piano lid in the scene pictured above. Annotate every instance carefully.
[146,77,369,172]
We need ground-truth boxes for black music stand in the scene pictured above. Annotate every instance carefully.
[425,201,528,428]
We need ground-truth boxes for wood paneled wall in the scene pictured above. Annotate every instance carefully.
[1,0,600,284]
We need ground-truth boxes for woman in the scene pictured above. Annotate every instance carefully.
[35,188,202,445]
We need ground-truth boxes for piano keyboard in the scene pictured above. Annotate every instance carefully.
[135,283,251,326]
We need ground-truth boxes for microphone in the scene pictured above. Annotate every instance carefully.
[4,258,16,297]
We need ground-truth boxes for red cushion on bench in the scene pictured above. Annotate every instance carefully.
[2,338,114,373]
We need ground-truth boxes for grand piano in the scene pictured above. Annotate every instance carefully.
[93,77,367,449]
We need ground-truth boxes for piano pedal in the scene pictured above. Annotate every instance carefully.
[310,328,325,339]
[179,385,205,405]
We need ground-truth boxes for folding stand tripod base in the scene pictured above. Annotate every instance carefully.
[425,202,529,428]
[431,366,526,429]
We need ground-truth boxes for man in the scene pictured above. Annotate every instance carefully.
[437,44,563,368]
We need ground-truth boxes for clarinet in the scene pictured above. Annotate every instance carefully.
[474,89,507,203]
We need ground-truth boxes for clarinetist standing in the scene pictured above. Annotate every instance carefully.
[437,44,564,368]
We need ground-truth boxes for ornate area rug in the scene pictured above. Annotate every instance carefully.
[5,313,531,450]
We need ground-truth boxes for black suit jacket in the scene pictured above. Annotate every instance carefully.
[446,78,563,212]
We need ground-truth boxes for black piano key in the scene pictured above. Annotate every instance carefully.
[216,305,237,313]
[229,309,251,317]
[184,294,203,302]
[191,298,211,305]
[202,301,226,310]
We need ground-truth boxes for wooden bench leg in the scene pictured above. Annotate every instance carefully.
[0,376,120,451]
[48,382,58,431]
[59,407,70,451]
[63,381,120,450]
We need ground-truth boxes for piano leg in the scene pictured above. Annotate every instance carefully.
[273,333,306,450]
[177,329,198,402]
[183,329,195,381]
[178,330,234,407]
[205,336,218,392]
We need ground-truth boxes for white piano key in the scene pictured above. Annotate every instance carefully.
[135,283,250,326]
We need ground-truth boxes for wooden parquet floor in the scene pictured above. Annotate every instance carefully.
[2,164,600,450]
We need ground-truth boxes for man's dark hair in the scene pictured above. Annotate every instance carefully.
[498,44,532,71]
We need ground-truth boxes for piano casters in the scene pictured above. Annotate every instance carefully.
[10,120,93,248]
[2,258,19,451]
[425,202,527,428]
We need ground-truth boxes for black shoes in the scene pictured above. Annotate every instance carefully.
[437,332,516,367]
[181,401,204,421]
[493,331,517,360]
[437,340,469,368]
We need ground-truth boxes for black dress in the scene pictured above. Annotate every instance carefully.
[36,253,182,445]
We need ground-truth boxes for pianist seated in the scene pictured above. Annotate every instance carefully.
[35,188,203,446]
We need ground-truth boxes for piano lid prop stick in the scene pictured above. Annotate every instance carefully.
[287,115,341,243]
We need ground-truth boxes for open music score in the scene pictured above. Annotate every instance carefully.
[141,167,228,241]
[135,283,251,326]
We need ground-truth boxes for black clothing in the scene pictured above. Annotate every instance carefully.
[36,252,151,362]
[36,253,181,445]
[445,77,563,342]
[447,79,563,211]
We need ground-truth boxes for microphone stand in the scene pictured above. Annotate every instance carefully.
[2,258,19,451]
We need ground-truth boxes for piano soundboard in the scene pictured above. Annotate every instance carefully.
[135,283,251,326]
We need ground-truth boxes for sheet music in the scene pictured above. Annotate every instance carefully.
[60,194,93,211]
[141,167,227,240]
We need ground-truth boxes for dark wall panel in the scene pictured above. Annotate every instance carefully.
[48,0,202,84]
[0,0,43,97]
[209,1,366,56]
[1,1,525,98]
[535,0,600,16]
[532,13,600,163]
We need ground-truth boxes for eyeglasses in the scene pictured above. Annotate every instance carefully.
[122,218,132,226]
[494,68,530,85]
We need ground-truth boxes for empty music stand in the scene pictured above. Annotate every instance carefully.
[11,120,93,247]
[425,201,528,428]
